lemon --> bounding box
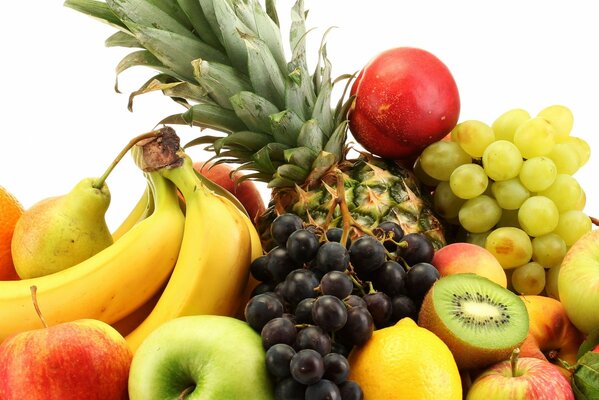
[348,317,462,399]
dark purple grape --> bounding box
[339,380,364,400]
[320,271,353,299]
[294,325,331,356]
[331,341,353,358]
[336,306,374,347]
[305,379,341,400]
[398,233,434,266]
[282,313,297,324]
[349,235,386,276]
[323,353,350,384]
[390,295,419,323]
[374,221,404,252]
[371,260,407,296]
[295,297,316,324]
[261,317,297,350]
[312,295,348,332]
[267,246,297,283]
[244,293,284,332]
[271,213,304,246]
[343,294,367,309]
[363,291,393,328]
[283,269,319,306]
[315,242,350,272]
[286,229,320,265]
[290,349,325,385]
[275,377,306,400]
[405,262,440,301]
[249,255,270,282]
[265,343,296,378]
[326,227,352,248]
[250,282,275,297]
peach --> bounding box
[519,295,584,376]
[432,242,507,287]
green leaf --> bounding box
[572,352,599,399]
[214,131,273,152]
[141,0,194,31]
[105,31,141,48]
[176,0,223,50]
[252,144,288,174]
[578,327,599,359]
[297,119,324,152]
[193,59,252,109]
[275,164,309,183]
[243,34,286,109]
[285,64,315,120]
[265,0,280,27]
[230,91,279,134]
[312,80,334,138]
[115,50,175,91]
[161,103,246,133]
[289,0,308,71]
[270,110,304,147]
[127,75,210,111]
[213,0,252,75]
[283,146,317,170]
[305,151,337,188]
[323,120,348,161]
[64,0,127,30]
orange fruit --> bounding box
[0,186,24,280]
[348,317,462,399]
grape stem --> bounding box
[591,216,599,227]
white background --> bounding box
[1,0,597,230]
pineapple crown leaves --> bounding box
[64,0,356,189]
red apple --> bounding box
[0,288,132,400]
[466,349,574,400]
[348,47,460,160]
[432,242,508,287]
[193,161,266,223]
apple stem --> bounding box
[177,385,195,399]
[30,285,49,329]
[92,129,162,190]
[510,347,521,377]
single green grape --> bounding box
[532,233,567,268]
[492,108,531,142]
[420,141,471,181]
[547,143,580,175]
[496,209,521,229]
[482,140,523,181]
[433,181,466,220]
[511,261,546,295]
[513,117,556,159]
[450,120,495,158]
[458,195,502,233]
[538,174,582,212]
[413,157,441,187]
[537,105,574,142]
[519,156,557,192]
[449,164,488,199]
[485,227,533,269]
[518,196,559,237]
[491,178,530,210]
[564,136,591,166]
[553,210,592,246]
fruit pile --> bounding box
[0,0,599,399]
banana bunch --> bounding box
[0,171,185,341]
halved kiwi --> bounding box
[418,273,529,369]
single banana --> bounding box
[125,155,254,352]
[0,172,185,341]
[111,185,154,241]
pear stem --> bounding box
[30,285,49,329]
[510,347,520,377]
[92,130,162,189]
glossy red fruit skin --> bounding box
[348,47,460,159]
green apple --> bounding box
[0,318,132,400]
[558,228,599,334]
[128,315,275,400]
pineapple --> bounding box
[65,0,446,249]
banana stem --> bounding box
[92,130,162,189]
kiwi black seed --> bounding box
[417,273,529,370]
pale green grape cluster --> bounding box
[417,105,592,296]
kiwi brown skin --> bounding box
[418,274,528,370]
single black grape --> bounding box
[336,306,374,347]
[283,269,319,306]
[390,295,419,323]
[244,293,284,332]
[312,295,348,332]
[405,262,440,301]
[331,341,353,358]
[250,282,275,297]
[265,343,296,378]
[290,349,325,385]
[294,325,332,356]
[343,294,367,309]
[249,255,270,282]
[398,233,434,266]
[371,260,407,297]
[320,271,354,299]
[271,213,304,246]
[274,377,306,400]
[349,235,386,276]
[363,291,393,328]
[286,229,321,265]
[305,379,342,400]
[266,246,297,283]
[374,221,404,252]
[261,317,297,350]
[323,353,350,384]
[315,241,351,272]
[326,227,352,248]
[338,380,364,400]
[295,297,316,324]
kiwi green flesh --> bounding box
[431,273,529,349]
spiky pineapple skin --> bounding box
[257,155,446,251]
